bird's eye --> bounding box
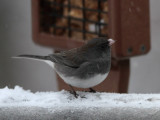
[101,44,106,49]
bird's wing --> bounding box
[49,48,87,68]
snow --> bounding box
[1,86,160,108]
[0,86,160,120]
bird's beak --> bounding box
[108,39,115,46]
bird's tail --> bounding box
[12,54,50,60]
[12,54,54,68]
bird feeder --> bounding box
[32,0,150,93]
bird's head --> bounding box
[87,37,115,52]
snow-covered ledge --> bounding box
[0,86,160,120]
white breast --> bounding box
[58,72,109,88]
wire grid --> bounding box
[40,0,108,40]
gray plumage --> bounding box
[14,37,114,89]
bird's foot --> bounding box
[69,90,79,98]
[89,88,96,93]
[68,85,79,98]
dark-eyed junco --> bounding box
[13,37,115,97]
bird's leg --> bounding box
[89,88,96,93]
[69,85,78,98]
